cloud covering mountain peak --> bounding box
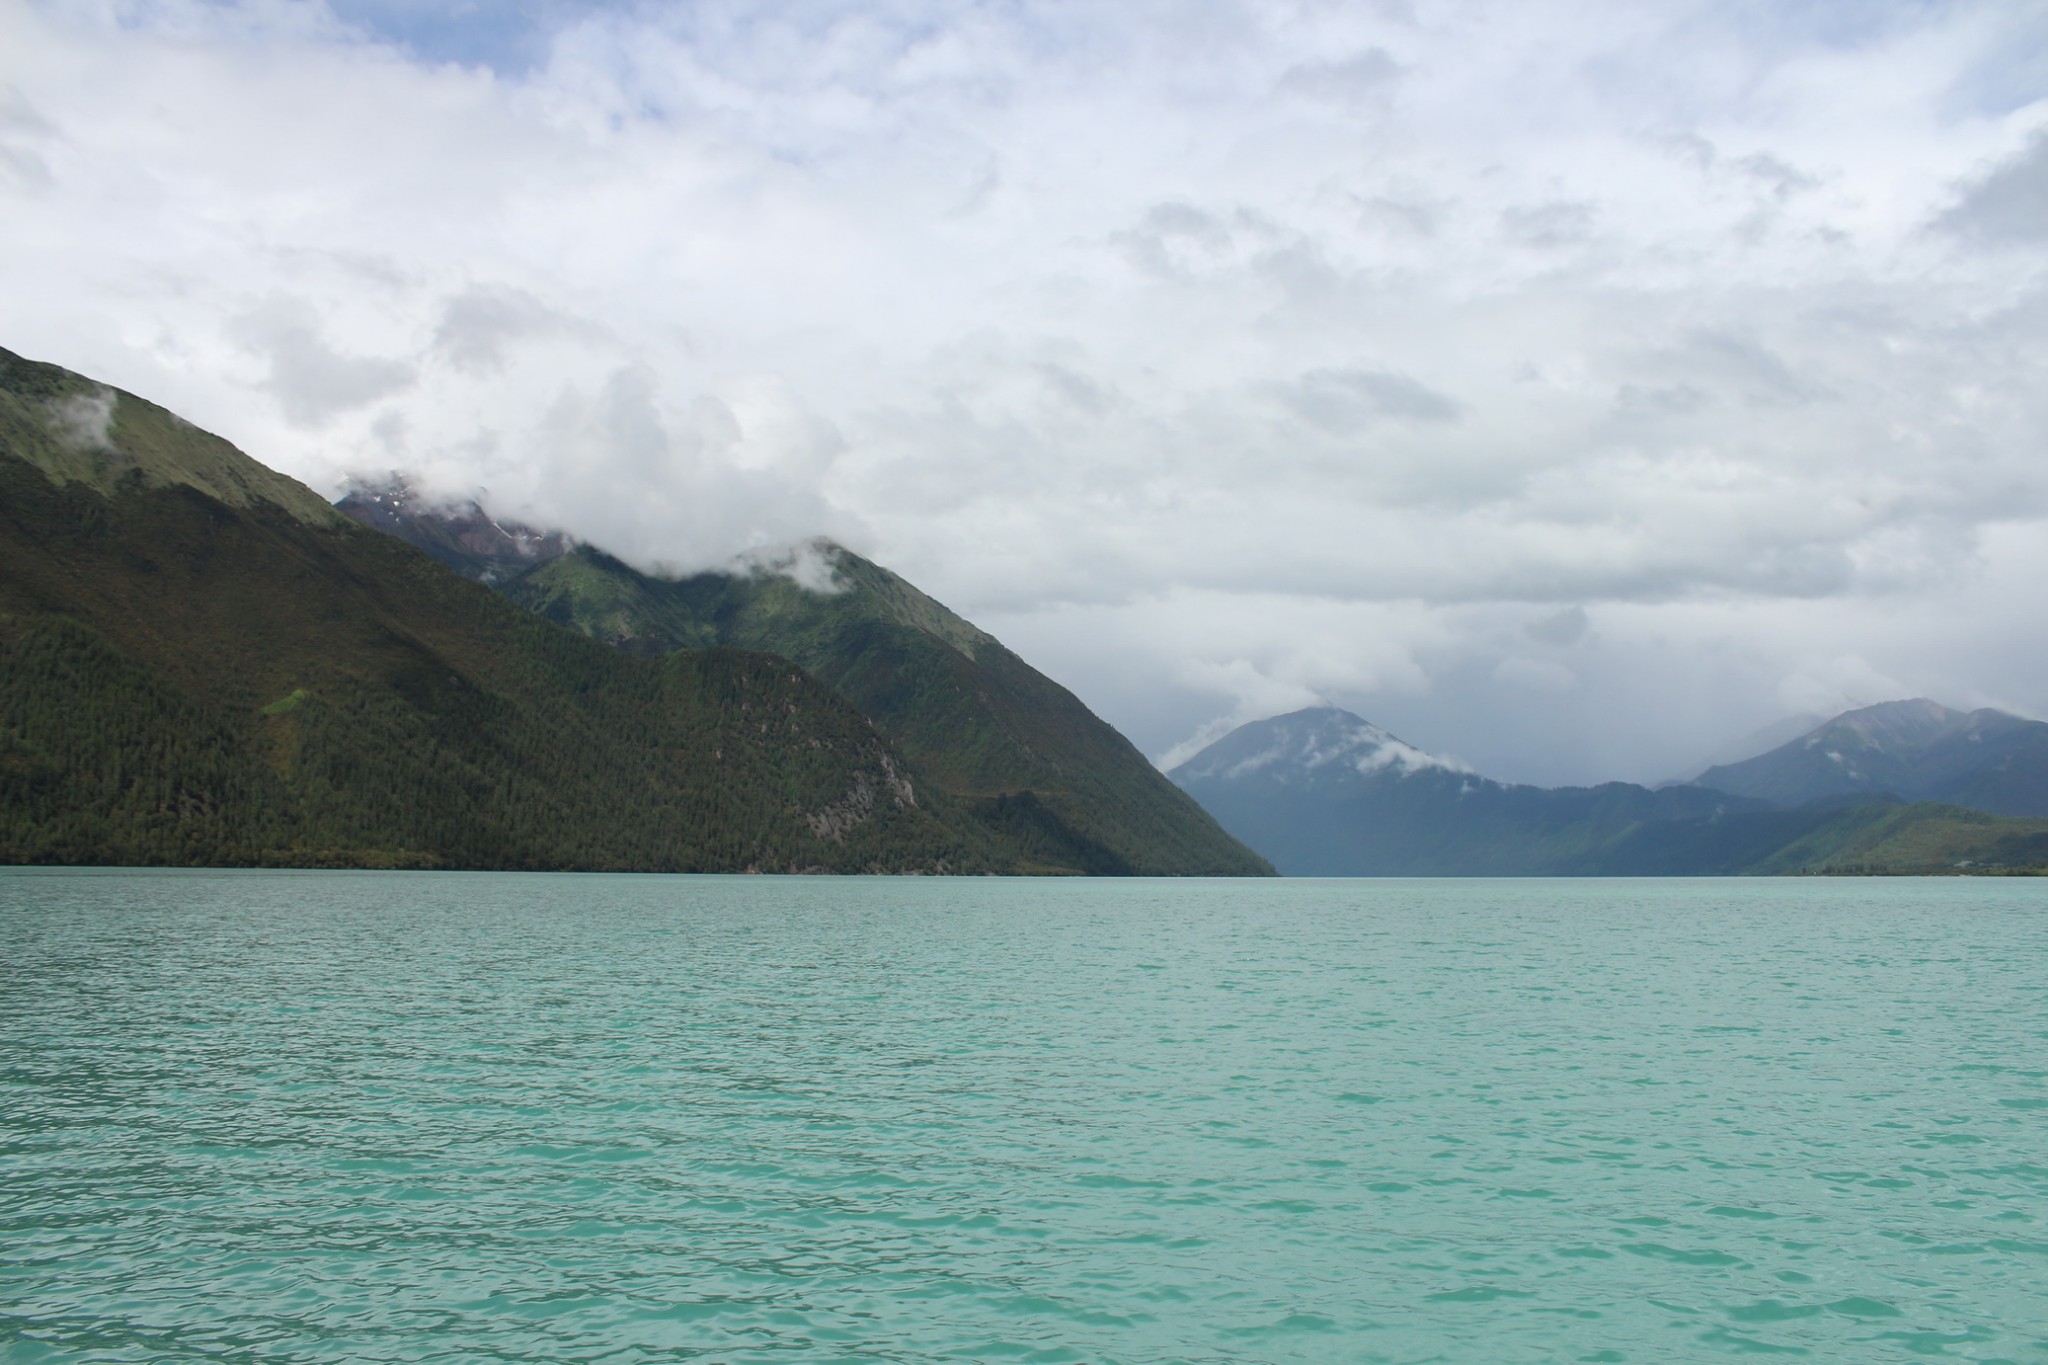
[1171,706,1471,787]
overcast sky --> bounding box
[7,0,2048,784]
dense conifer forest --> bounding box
[499,546,1272,876]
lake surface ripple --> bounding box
[3,872,2046,1362]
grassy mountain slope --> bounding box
[0,350,344,528]
[498,544,1272,876]
[1745,800,2048,875]
[0,346,1012,872]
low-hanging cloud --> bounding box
[1499,200,1597,251]
[0,86,57,193]
[1279,367,1465,430]
[433,285,584,377]
[1278,48,1404,108]
[43,386,117,452]
[498,364,859,576]
[233,302,416,428]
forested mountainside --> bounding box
[342,501,1271,878]
[0,345,1038,872]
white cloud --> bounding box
[8,0,2048,783]
[43,385,116,451]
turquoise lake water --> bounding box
[3,871,2046,1363]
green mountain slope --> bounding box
[498,545,1272,876]
[1745,799,2048,875]
[0,349,344,528]
[0,345,1014,872]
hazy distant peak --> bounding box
[1801,697,1961,747]
[1172,705,1468,784]
[1288,707,1463,778]
[1855,698,1959,721]
[1694,694,2048,815]
[1787,698,2033,756]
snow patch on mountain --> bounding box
[1176,706,1471,785]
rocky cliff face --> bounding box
[336,477,573,583]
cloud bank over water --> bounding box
[7,0,2048,783]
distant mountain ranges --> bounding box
[0,346,1265,875]
[1171,705,2048,876]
